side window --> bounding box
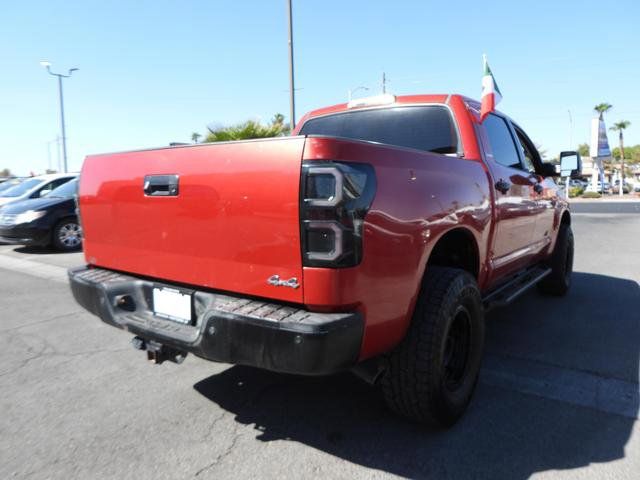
[50,178,71,189]
[34,183,53,198]
[514,129,537,173]
[482,114,522,169]
[33,179,67,198]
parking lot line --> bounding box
[482,353,639,420]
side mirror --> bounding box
[559,151,582,177]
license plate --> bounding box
[152,287,192,324]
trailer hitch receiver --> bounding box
[131,336,188,364]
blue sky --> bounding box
[1,0,639,175]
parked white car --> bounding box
[0,173,77,208]
[585,181,611,193]
[0,178,25,194]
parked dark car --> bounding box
[0,178,81,251]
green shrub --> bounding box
[568,187,584,198]
[581,191,602,199]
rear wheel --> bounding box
[381,267,485,427]
[537,224,573,296]
[52,218,82,251]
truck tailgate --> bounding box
[79,137,306,303]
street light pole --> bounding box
[56,74,68,171]
[40,61,78,173]
[286,0,296,129]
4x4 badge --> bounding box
[267,275,300,289]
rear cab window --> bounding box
[299,105,459,155]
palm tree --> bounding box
[191,132,202,144]
[271,113,291,135]
[594,103,612,120]
[610,120,631,194]
[204,115,290,143]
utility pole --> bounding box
[46,141,52,172]
[286,0,296,129]
[382,72,387,94]
[46,138,59,172]
[40,61,78,173]
[567,109,573,148]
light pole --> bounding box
[567,109,573,148]
[348,85,369,101]
[286,0,296,129]
[40,61,78,173]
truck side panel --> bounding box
[301,137,493,359]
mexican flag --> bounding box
[480,55,502,122]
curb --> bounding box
[0,253,69,283]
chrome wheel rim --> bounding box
[58,222,82,248]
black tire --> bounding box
[537,223,573,296]
[52,218,83,252]
[381,267,485,427]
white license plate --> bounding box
[152,287,192,324]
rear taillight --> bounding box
[301,161,376,267]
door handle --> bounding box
[533,183,543,194]
[143,175,179,196]
[495,179,511,194]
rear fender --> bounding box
[301,137,492,360]
[390,225,483,351]
[547,207,571,256]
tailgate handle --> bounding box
[143,175,179,196]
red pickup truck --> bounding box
[69,93,580,426]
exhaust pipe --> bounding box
[131,336,188,365]
[351,357,385,385]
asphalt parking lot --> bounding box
[1,202,639,480]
